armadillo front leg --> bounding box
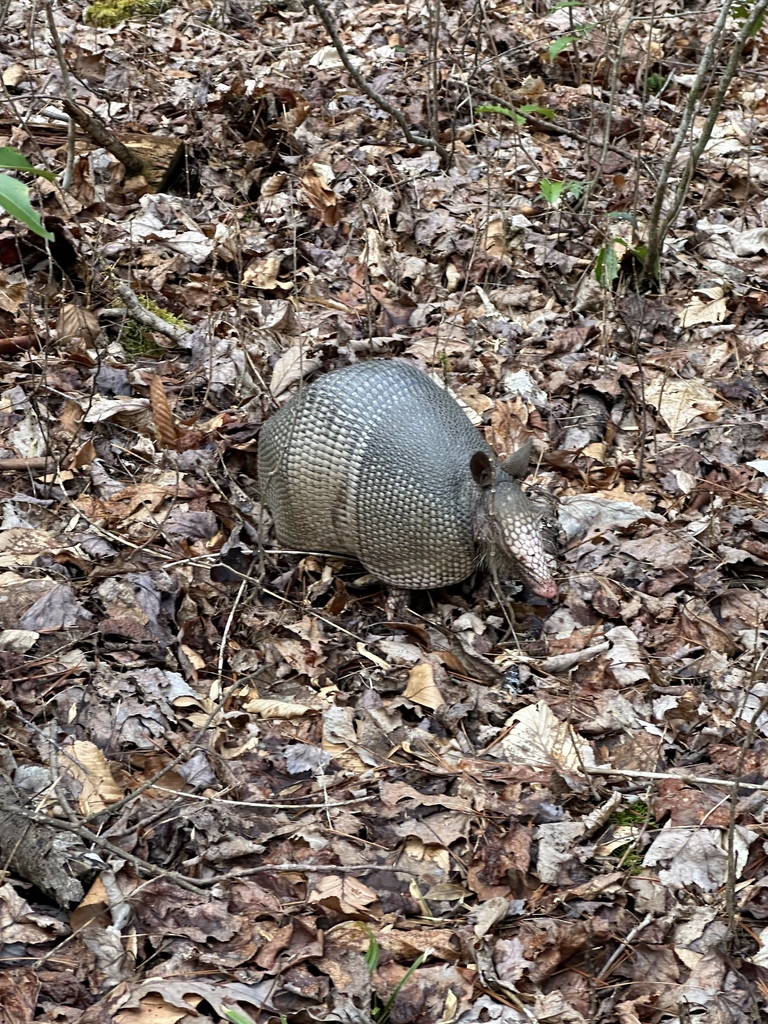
[384,586,411,620]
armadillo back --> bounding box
[258,360,492,587]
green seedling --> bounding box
[539,178,582,206]
[364,927,429,1024]
[475,103,556,126]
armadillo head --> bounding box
[470,450,557,600]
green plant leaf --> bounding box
[223,1009,260,1024]
[378,950,429,1024]
[749,8,766,36]
[365,931,380,973]
[595,243,620,287]
[539,178,566,205]
[0,147,56,181]
[475,103,523,125]
[0,173,54,240]
[474,103,556,127]
[733,2,764,34]
[518,103,556,121]
[548,34,576,59]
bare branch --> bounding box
[303,0,450,165]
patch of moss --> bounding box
[616,845,645,875]
[609,802,657,875]
[646,72,667,94]
[119,295,187,357]
[612,802,653,828]
[138,295,188,331]
[85,0,173,28]
[120,319,163,358]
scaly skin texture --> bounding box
[258,359,557,598]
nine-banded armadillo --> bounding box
[257,359,557,599]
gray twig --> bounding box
[304,0,449,164]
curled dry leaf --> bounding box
[149,374,180,448]
[63,740,123,815]
[243,698,318,719]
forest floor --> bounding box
[1,0,768,1022]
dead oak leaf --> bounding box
[73,482,198,526]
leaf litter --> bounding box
[0,0,768,1022]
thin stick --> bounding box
[0,800,209,896]
[585,765,768,793]
[43,0,77,189]
[303,0,449,164]
[110,275,187,342]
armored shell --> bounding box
[257,359,556,597]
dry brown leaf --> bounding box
[501,701,595,778]
[481,216,508,260]
[268,345,321,397]
[149,374,179,448]
[679,286,728,327]
[243,698,317,719]
[59,399,84,437]
[299,163,340,226]
[63,740,123,814]
[70,877,110,932]
[70,439,96,468]
[403,662,445,710]
[57,303,100,343]
[307,875,379,915]
[644,376,721,433]
[243,255,283,289]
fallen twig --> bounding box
[109,275,187,343]
[61,99,145,177]
[303,0,449,164]
[586,765,764,792]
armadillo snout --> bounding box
[492,484,558,599]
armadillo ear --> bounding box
[470,451,495,488]
[499,438,533,479]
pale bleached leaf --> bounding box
[500,701,595,778]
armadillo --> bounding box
[257,359,557,599]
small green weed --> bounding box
[366,928,429,1024]
[475,102,556,126]
[609,801,657,874]
[539,178,582,206]
[612,802,653,828]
